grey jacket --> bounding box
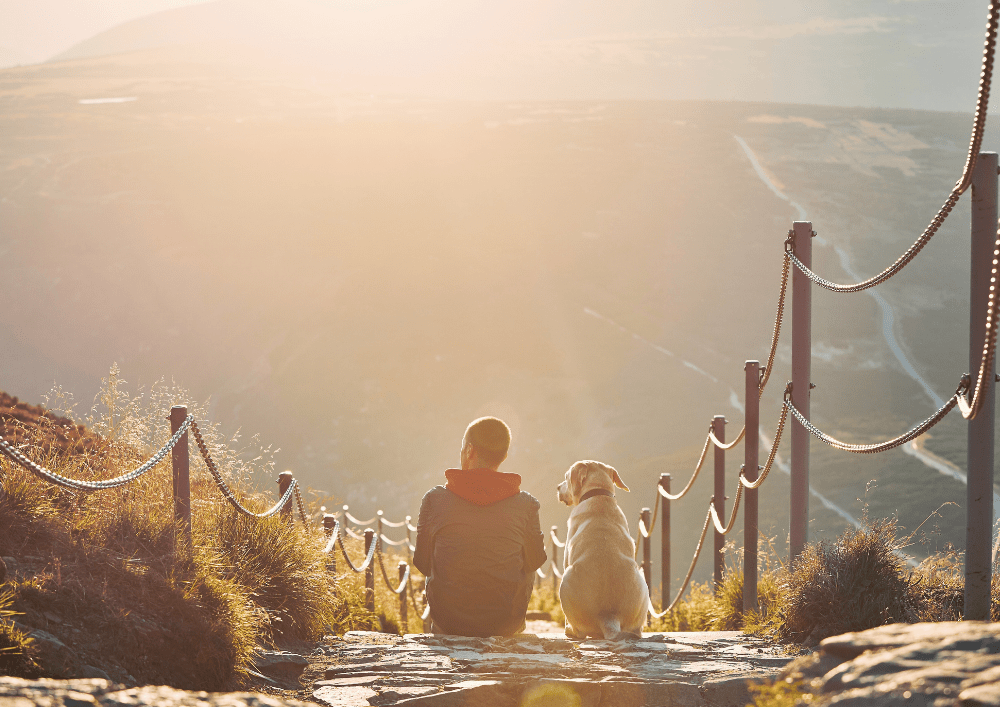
[413,486,547,637]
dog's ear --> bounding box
[610,467,630,491]
[569,463,586,499]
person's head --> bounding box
[460,416,511,471]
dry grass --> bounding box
[0,366,415,688]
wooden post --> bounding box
[324,513,337,574]
[377,511,384,554]
[549,526,559,594]
[364,529,376,614]
[278,471,293,521]
[640,507,652,596]
[659,474,671,609]
[712,415,726,592]
[743,361,760,614]
[967,151,998,621]
[170,405,191,544]
[398,561,409,634]
[790,221,813,564]
[405,516,413,559]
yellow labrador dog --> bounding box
[556,460,648,640]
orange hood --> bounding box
[444,468,522,506]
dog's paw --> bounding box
[564,623,586,640]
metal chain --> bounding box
[336,527,378,572]
[659,428,712,501]
[322,519,340,555]
[759,252,790,396]
[738,401,789,490]
[344,510,378,526]
[0,415,192,491]
[380,534,410,547]
[550,528,565,549]
[786,1,998,293]
[785,389,960,454]
[959,227,1000,419]
[294,484,309,525]
[648,504,713,618]
[376,547,411,595]
[681,253,789,468]
[191,419,296,518]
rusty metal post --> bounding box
[790,221,813,564]
[277,471,293,521]
[743,361,760,614]
[364,529,376,613]
[324,513,337,574]
[712,415,726,592]
[967,151,998,621]
[398,561,409,633]
[640,508,652,596]
[170,405,191,544]
[659,474,671,608]
[549,526,559,593]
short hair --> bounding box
[463,416,511,467]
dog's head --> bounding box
[557,460,629,506]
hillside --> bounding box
[1,45,998,592]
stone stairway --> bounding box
[303,630,794,707]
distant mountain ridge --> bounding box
[47,0,987,110]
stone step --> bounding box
[305,631,793,707]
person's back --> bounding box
[413,417,546,637]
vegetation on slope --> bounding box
[0,367,417,689]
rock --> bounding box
[960,683,1000,707]
[252,651,309,682]
[772,621,1000,707]
[313,685,377,707]
[25,628,81,678]
[79,667,112,682]
[0,678,315,707]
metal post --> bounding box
[324,513,337,574]
[743,361,760,614]
[170,405,191,544]
[659,474,671,608]
[712,415,726,592]
[277,471,293,521]
[364,529,376,614]
[640,508,652,596]
[967,151,998,621]
[790,221,813,564]
[549,526,559,594]
[398,561,409,634]
[377,511,384,554]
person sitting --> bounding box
[413,416,546,637]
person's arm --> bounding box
[412,490,436,576]
[523,498,547,573]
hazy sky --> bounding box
[0,2,992,108]
[0,0,210,66]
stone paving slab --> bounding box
[301,630,794,707]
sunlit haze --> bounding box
[2,0,997,586]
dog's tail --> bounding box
[597,615,626,641]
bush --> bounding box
[775,517,913,643]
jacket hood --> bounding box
[445,468,522,506]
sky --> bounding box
[0,0,991,111]
[0,0,210,66]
